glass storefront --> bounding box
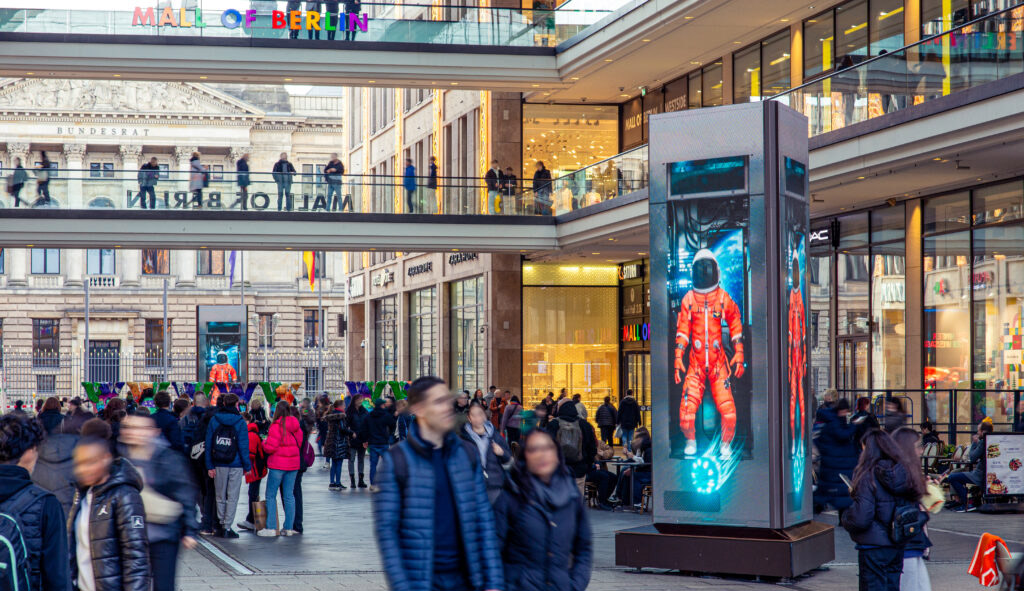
[619,260,651,428]
[522,264,619,420]
[522,104,619,179]
[450,276,487,394]
[374,295,398,380]
[409,287,437,378]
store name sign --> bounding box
[448,252,479,266]
[131,7,369,32]
[622,323,650,342]
[973,271,994,289]
[619,263,644,280]
[925,332,963,349]
[407,262,433,277]
[809,227,831,247]
[372,269,395,287]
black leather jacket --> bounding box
[69,459,150,591]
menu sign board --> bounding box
[985,434,1024,496]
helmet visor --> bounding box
[692,257,719,291]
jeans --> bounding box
[192,189,203,207]
[265,469,298,531]
[858,547,903,591]
[948,472,977,505]
[369,444,389,485]
[244,479,260,523]
[327,183,342,210]
[488,190,500,214]
[214,467,244,529]
[406,188,417,213]
[10,184,23,207]
[587,469,616,505]
[137,186,156,209]
[621,428,635,452]
[330,457,344,485]
[599,425,615,446]
[349,445,366,479]
[431,570,470,591]
[292,470,304,533]
[277,186,292,211]
[150,540,180,591]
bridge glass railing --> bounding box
[772,4,1024,136]
[0,1,612,47]
[0,168,562,217]
[520,145,648,215]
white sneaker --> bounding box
[256,529,277,537]
[281,529,298,537]
[684,439,697,456]
[237,520,254,531]
[720,442,732,459]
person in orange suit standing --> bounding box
[788,256,806,456]
[674,249,744,459]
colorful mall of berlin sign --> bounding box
[132,6,369,32]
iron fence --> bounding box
[0,348,345,408]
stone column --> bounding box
[7,142,30,169]
[66,249,84,287]
[121,249,141,287]
[178,249,197,287]
[174,146,197,194]
[488,254,523,394]
[489,92,522,180]
[119,144,143,208]
[8,248,28,287]
[62,143,86,209]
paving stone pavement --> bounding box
[172,460,1013,591]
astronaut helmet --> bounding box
[792,255,801,288]
[216,351,228,364]
[691,249,720,294]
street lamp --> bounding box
[253,312,279,382]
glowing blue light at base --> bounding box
[687,433,744,495]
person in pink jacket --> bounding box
[257,401,302,537]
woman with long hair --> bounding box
[249,394,270,437]
[842,429,927,591]
[891,427,933,591]
[258,401,302,537]
[460,401,513,504]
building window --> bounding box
[158,163,170,180]
[804,9,835,78]
[31,249,59,274]
[302,164,325,195]
[922,0,970,35]
[258,313,275,348]
[89,162,114,178]
[305,367,321,395]
[409,287,437,378]
[145,319,167,368]
[304,309,321,348]
[302,251,326,279]
[522,104,619,179]
[701,61,724,107]
[36,375,56,394]
[142,249,169,275]
[86,249,115,275]
[375,296,398,381]
[450,276,486,394]
[209,165,224,181]
[197,250,226,276]
[32,318,59,368]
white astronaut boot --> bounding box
[791,438,798,456]
[720,441,732,460]
[684,439,697,456]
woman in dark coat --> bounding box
[324,402,352,490]
[460,401,513,504]
[32,397,79,517]
[813,399,858,514]
[494,429,592,591]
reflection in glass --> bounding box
[809,252,832,397]
[871,245,905,388]
[972,180,1024,226]
[409,287,437,377]
[702,62,724,107]
[923,232,971,391]
[804,11,836,77]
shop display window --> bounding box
[522,104,618,180]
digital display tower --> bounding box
[616,101,833,578]
[196,305,247,384]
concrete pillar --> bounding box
[8,248,27,286]
[62,143,86,209]
[489,92,523,179]
[347,299,366,382]
[122,249,141,287]
[790,23,804,89]
[722,56,734,105]
[178,249,197,287]
[175,146,197,194]
[66,249,84,287]
[6,142,29,172]
[488,253,522,395]
[119,144,143,208]
[364,298,374,379]
[904,0,921,46]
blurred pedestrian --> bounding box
[188,151,205,208]
[136,156,159,209]
[532,161,552,215]
[494,429,593,591]
[373,376,504,591]
[347,394,369,489]
[500,395,523,444]
[120,412,197,591]
[64,397,95,434]
[892,427,933,591]
[286,1,301,39]
[395,399,413,442]
[205,393,250,538]
[367,398,397,488]
[32,396,79,517]
[325,153,344,212]
[7,156,28,207]
[404,158,418,213]
[572,393,587,420]
[0,414,69,591]
[249,394,270,437]
[460,401,513,504]
[547,400,597,495]
[70,437,150,591]
[259,401,301,537]
[489,390,506,432]
[813,398,857,515]
[883,398,907,433]
[595,396,617,446]
[36,151,52,206]
[272,152,296,211]
[946,421,992,512]
[153,390,184,454]
[616,390,642,451]
[236,152,250,210]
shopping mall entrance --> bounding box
[623,351,651,428]
[837,336,869,391]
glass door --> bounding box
[624,352,651,429]
[838,337,869,391]
[88,340,120,384]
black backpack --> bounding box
[0,487,43,591]
[889,499,927,545]
[210,418,240,466]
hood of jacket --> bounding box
[213,409,245,428]
[875,459,915,497]
[38,432,79,463]
[369,407,390,420]
[38,409,65,434]
[326,412,347,424]
[0,464,33,501]
[247,422,259,434]
[89,457,144,496]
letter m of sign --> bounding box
[133,7,157,26]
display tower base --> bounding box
[616,521,834,578]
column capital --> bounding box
[119,144,143,160]
[62,142,87,160]
[229,146,253,163]
[7,141,30,155]
[175,146,198,161]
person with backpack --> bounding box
[373,377,504,591]
[616,391,642,452]
[347,394,369,489]
[204,393,251,538]
[499,395,523,444]
[493,429,593,591]
[70,436,150,591]
[547,399,598,495]
[259,401,302,537]
[366,398,397,488]
[324,401,352,490]
[238,413,268,532]
[0,414,69,591]
[842,429,927,591]
[32,396,79,518]
[460,401,513,505]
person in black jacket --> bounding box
[272,153,296,211]
[595,396,618,446]
[64,397,95,435]
[70,437,150,591]
[324,403,352,490]
[324,153,345,211]
[485,160,502,214]
[460,401,513,505]
[608,427,652,506]
[501,166,518,213]
[152,391,184,454]
[120,412,197,591]
[616,391,642,451]
[532,160,553,215]
[547,400,597,495]
[494,428,593,591]
[841,429,926,591]
[0,414,69,591]
[136,157,160,209]
[813,399,858,515]
[236,152,250,210]
[347,394,370,488]
[367,398,397,487]
[33,397,79,518]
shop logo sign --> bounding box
[809,228,830,246]
[448,252,479,266]
[622,322,650,342]
[407,262,433,277]
[131,6,370,33]
[933,278,950,296]
[619,263,644,280]
[372,269,395,287]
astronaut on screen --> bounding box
[788,255,807,456]
[674,249,744,459]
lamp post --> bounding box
[252,312,279,382]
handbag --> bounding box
[614,426,623,440]
[135,467,183,525]
[252,500,267,532]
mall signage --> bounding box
[621,322,650,342]
[407,262,433,277]
[619,262,644,280]
[131,6,369,33]
[448,252,479,266]
[372,269,395,287]
[809,226,831,247]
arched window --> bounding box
[88,197,116,208]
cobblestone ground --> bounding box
[175,462,1012,591]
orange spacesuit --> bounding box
[674,249,744,458]
[788,260,806,454]
[209,351,237,400]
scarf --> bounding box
[464,421,493,466]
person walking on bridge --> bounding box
[404,158,418,214]
[189,151,206,209]
[136,157,160,210]
[272,153,296,211]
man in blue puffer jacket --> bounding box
[373,376,504,591]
